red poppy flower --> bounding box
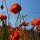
[16,27,20,31]
[37,25,40,30]
[9,30,21,40]
[10,3,21,14]
[22,28,24,32]
[9,35,13,40]
[37,19,40,25]
[31,18,40,26]
[22,21,29,26]
[0,14,7,20]
[8,25,13,32]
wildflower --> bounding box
[0,14,7,20]
[37,25,40,30]
[31,18,40,26]
[22,21,29,26]
[10,3,21,14]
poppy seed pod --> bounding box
[10,3,21,14]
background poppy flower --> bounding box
[31,18,40,26]
[8,25,13,32]
[37,25,40,30]
[22,28,24,32]
[32,30,36,33]
[22,21,29,26]
[0,14,7,20]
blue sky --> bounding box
[0,0,40,30]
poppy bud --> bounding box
[1,5,4,10]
